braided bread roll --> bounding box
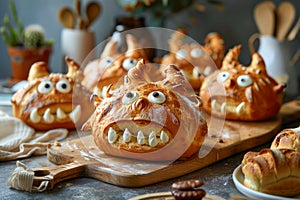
[271,127,300,151]
[242,148,300,197]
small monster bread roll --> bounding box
[11,57,93,131]
[161,30,225,91]
[200,45,286,121]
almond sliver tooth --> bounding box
[30,107,41,123]
[192,67,201,78]
[211,99,217,111]
[160,131,169,143]
[56,108,67,119]
[69,105,81,123]
[108,127,117,144]
[43,108,54,123]
[123,128,131,143]
[221,102,227,114]
[236,102,245,114]
[148,131,158,147]
[137,130,145,145]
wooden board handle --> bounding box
[32,162,86,190]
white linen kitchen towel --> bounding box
[0,110,68,161]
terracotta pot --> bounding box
[7,46,52,82]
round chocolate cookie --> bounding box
[171,179,206,200]
[172,189,206,200]
[172,179,204,191]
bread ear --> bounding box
[125,34,142,57]
[169,29,186,53]
[124,59,147,85]
[249,52,267,74]
[162,64,194,96]
[222,45,241,69]
[100,36,119,59]
[65,57,81,80]
[27,61,50,82]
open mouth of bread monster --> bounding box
[210,98,246,115]
[104,120,170,150]
[29,104,81,124]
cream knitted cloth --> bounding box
[0,110,68,161]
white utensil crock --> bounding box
[61,29,95,72]
[249,34,298,96]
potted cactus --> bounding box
[0,0,53,83]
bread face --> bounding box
[242,148,300,197]
[81,39,119,91]
[82,34,149,93]
[200,45,285,121]
[11,57,93,131]
[83,61,207,161]
[161,30,225,91]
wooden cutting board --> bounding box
[31,100,300,190]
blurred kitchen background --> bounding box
[0,0,299,94]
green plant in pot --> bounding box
[0,0,54,83]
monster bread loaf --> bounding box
[82,60,207,161]
[11,57,93,131]
[200,45,286,121]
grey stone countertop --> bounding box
[0,100,298,200]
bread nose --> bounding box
[133,98,149,111]
[225,79,235,88]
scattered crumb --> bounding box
[54,141,61,147]
[57,182,73,189]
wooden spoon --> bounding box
[254,1,276,36]
[58,7,75,29]
[276,1,296,41]
[287,18,300,41]
[85,2,101,28]
[74,0,85,29]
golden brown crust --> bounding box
[242,148,300,196]
[27,61,50,81]
[161,30,225,91]
[271,127,300,151]
[82,34,149,92]
[200,45,285,121]
[83,62,207,161]
[11,57,93,131]
[204,32,225,68]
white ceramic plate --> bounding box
[232,165,300,200]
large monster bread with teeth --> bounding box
[82,60,207,161]
[11,57,93,131]
[200,45,286,121]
